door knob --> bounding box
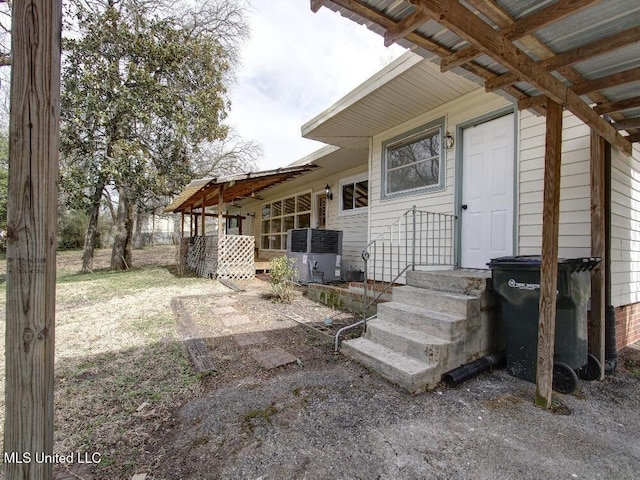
[461,204,468,210]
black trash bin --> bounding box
[488,256,601,393]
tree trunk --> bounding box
[110,187,134,270]
[81,183,105,273]
[134,208,146,248]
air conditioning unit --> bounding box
[286,228,343,284]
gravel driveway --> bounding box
[142,279,640,480]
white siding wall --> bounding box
[517,110,592,258]
[248,164,369,276]
[371,89,510,228]
[610,143,640,307]
[369,88,510,280]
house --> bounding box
[167,0,640,396]
[299,0,640,397]
[165,146,370,279]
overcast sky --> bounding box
[226,0,405,171]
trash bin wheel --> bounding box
[552,362,579,394]
[577,353,602,381]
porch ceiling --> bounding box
[311,0,640,154]
[163,165,316,214]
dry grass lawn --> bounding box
[0,245,229,478]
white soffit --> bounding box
[301,50,480,148]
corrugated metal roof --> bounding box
[316,0,640,148]
[164,165,316,214]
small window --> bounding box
[340,175,368,214]
[383,118,445,197]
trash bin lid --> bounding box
[487,255,601,271]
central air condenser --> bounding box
[286,228,343,284]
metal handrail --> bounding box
[334,206,456,352]
[361,206,456,327]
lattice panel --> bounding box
[185,236,218,278]
[199,236,218,278]
[217,235,255,280]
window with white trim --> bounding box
[260,192,311,250]
[383,118,445,197]
[340,174,368,214]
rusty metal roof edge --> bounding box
[163,164,317,214]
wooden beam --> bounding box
[535,99,563,409]
[413,0,632,155]
[384,9,429,47]
[572,67,640,96]
[327,0,538,110]
[594,97,640,115]
[439,0,602,72]
[518,95,547,113]
[485,26,640,92]
[613,117,640,131]
[627,133,640,143]
[5,2,62,478]
[310,0,325,13]
[590,131,606,381]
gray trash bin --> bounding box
[488,256,601,393]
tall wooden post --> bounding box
[535,99,563,408]
[201,196,206,237]
[189,206,194,237]
[590,131,606,380]
[181,212,185,238]
[218,185,224,240]
[5,1,62,479]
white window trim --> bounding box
[259,189,312,251]
[339,173,369,217]
[381,117,446,199]
[313,190,327,228]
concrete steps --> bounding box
[376,302,466,342]
[341,338,440,393]
[342,269,501,393]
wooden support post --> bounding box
[535,99,563,408]
[189,206,194,237]
[194,215,198,237]
[201,196,206,237]
[4,1,62,479]
[218,186,224,240]
[181,212,185,238]
[590,131,606,380]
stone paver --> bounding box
[251,347,298,369]
[233,331,268,346]
[214,296,238,306]
[221,314,253,327]
[214,305,237,315]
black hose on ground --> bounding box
[443,352,506,387]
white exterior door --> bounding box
[461,113,515,269]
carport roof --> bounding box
[163,165,316,214]
[310,0,640,154]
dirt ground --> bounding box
[137,277,639,480]
[6,247,637,479]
